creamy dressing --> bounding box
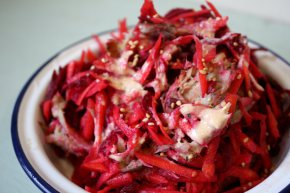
[118,50,134,69]
[212,52,226,64]
[109,62,135,76]
[174,140,202,154]
[180,104,197,115]
[180,103,209,117]
[184,102,231,145]
[161,44,178,61]
[198,94,214,106]
[180,104,204,115]
[105,50,135,76]
[109,154,123,162]
[181,79,199,102]
[102,122,115,140]
[202,44,215,58]
[173,128,203,158]
[107,76,147,96]
[220,70,231,93]
[51,94,67,128]
[111,93,120,105]
[238,55,249,68]
[133,60,150,81]
[177,67,217,105]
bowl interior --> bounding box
[14,34,290,193]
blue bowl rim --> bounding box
[11,30,290,193]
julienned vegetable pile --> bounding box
[41,0,290,192]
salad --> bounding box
[41,0,290,192]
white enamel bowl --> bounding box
[11,30,290,193]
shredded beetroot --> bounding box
[41,1,290,192]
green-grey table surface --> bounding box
[1,1,289,192]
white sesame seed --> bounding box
[248,182,252,187]
[142,117,149,122]
[176,100,182,106]
[131,54,139,67]
[248,90,253,97]
[267,145,271,151]
[86,73,90,77]
[199,69,207,75]
[202,58,205,62]
[241,162,246,167]
[170,102,175,109]
[90,65,96,70]
[192,172,196,177]
[102,73,109,78]
[148,122,155,126]
[146,113,151,118]
[237,74,242,79]
[139,45,144,50]
[243,137,249,143]
[129,41,138,49]
[95,79,100,83]
[187,154,193,160]
[153,14,159,18]
[101,58,107,63]
[233,42,239,47]
[160,152,165,156]
[120,108,126,113]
